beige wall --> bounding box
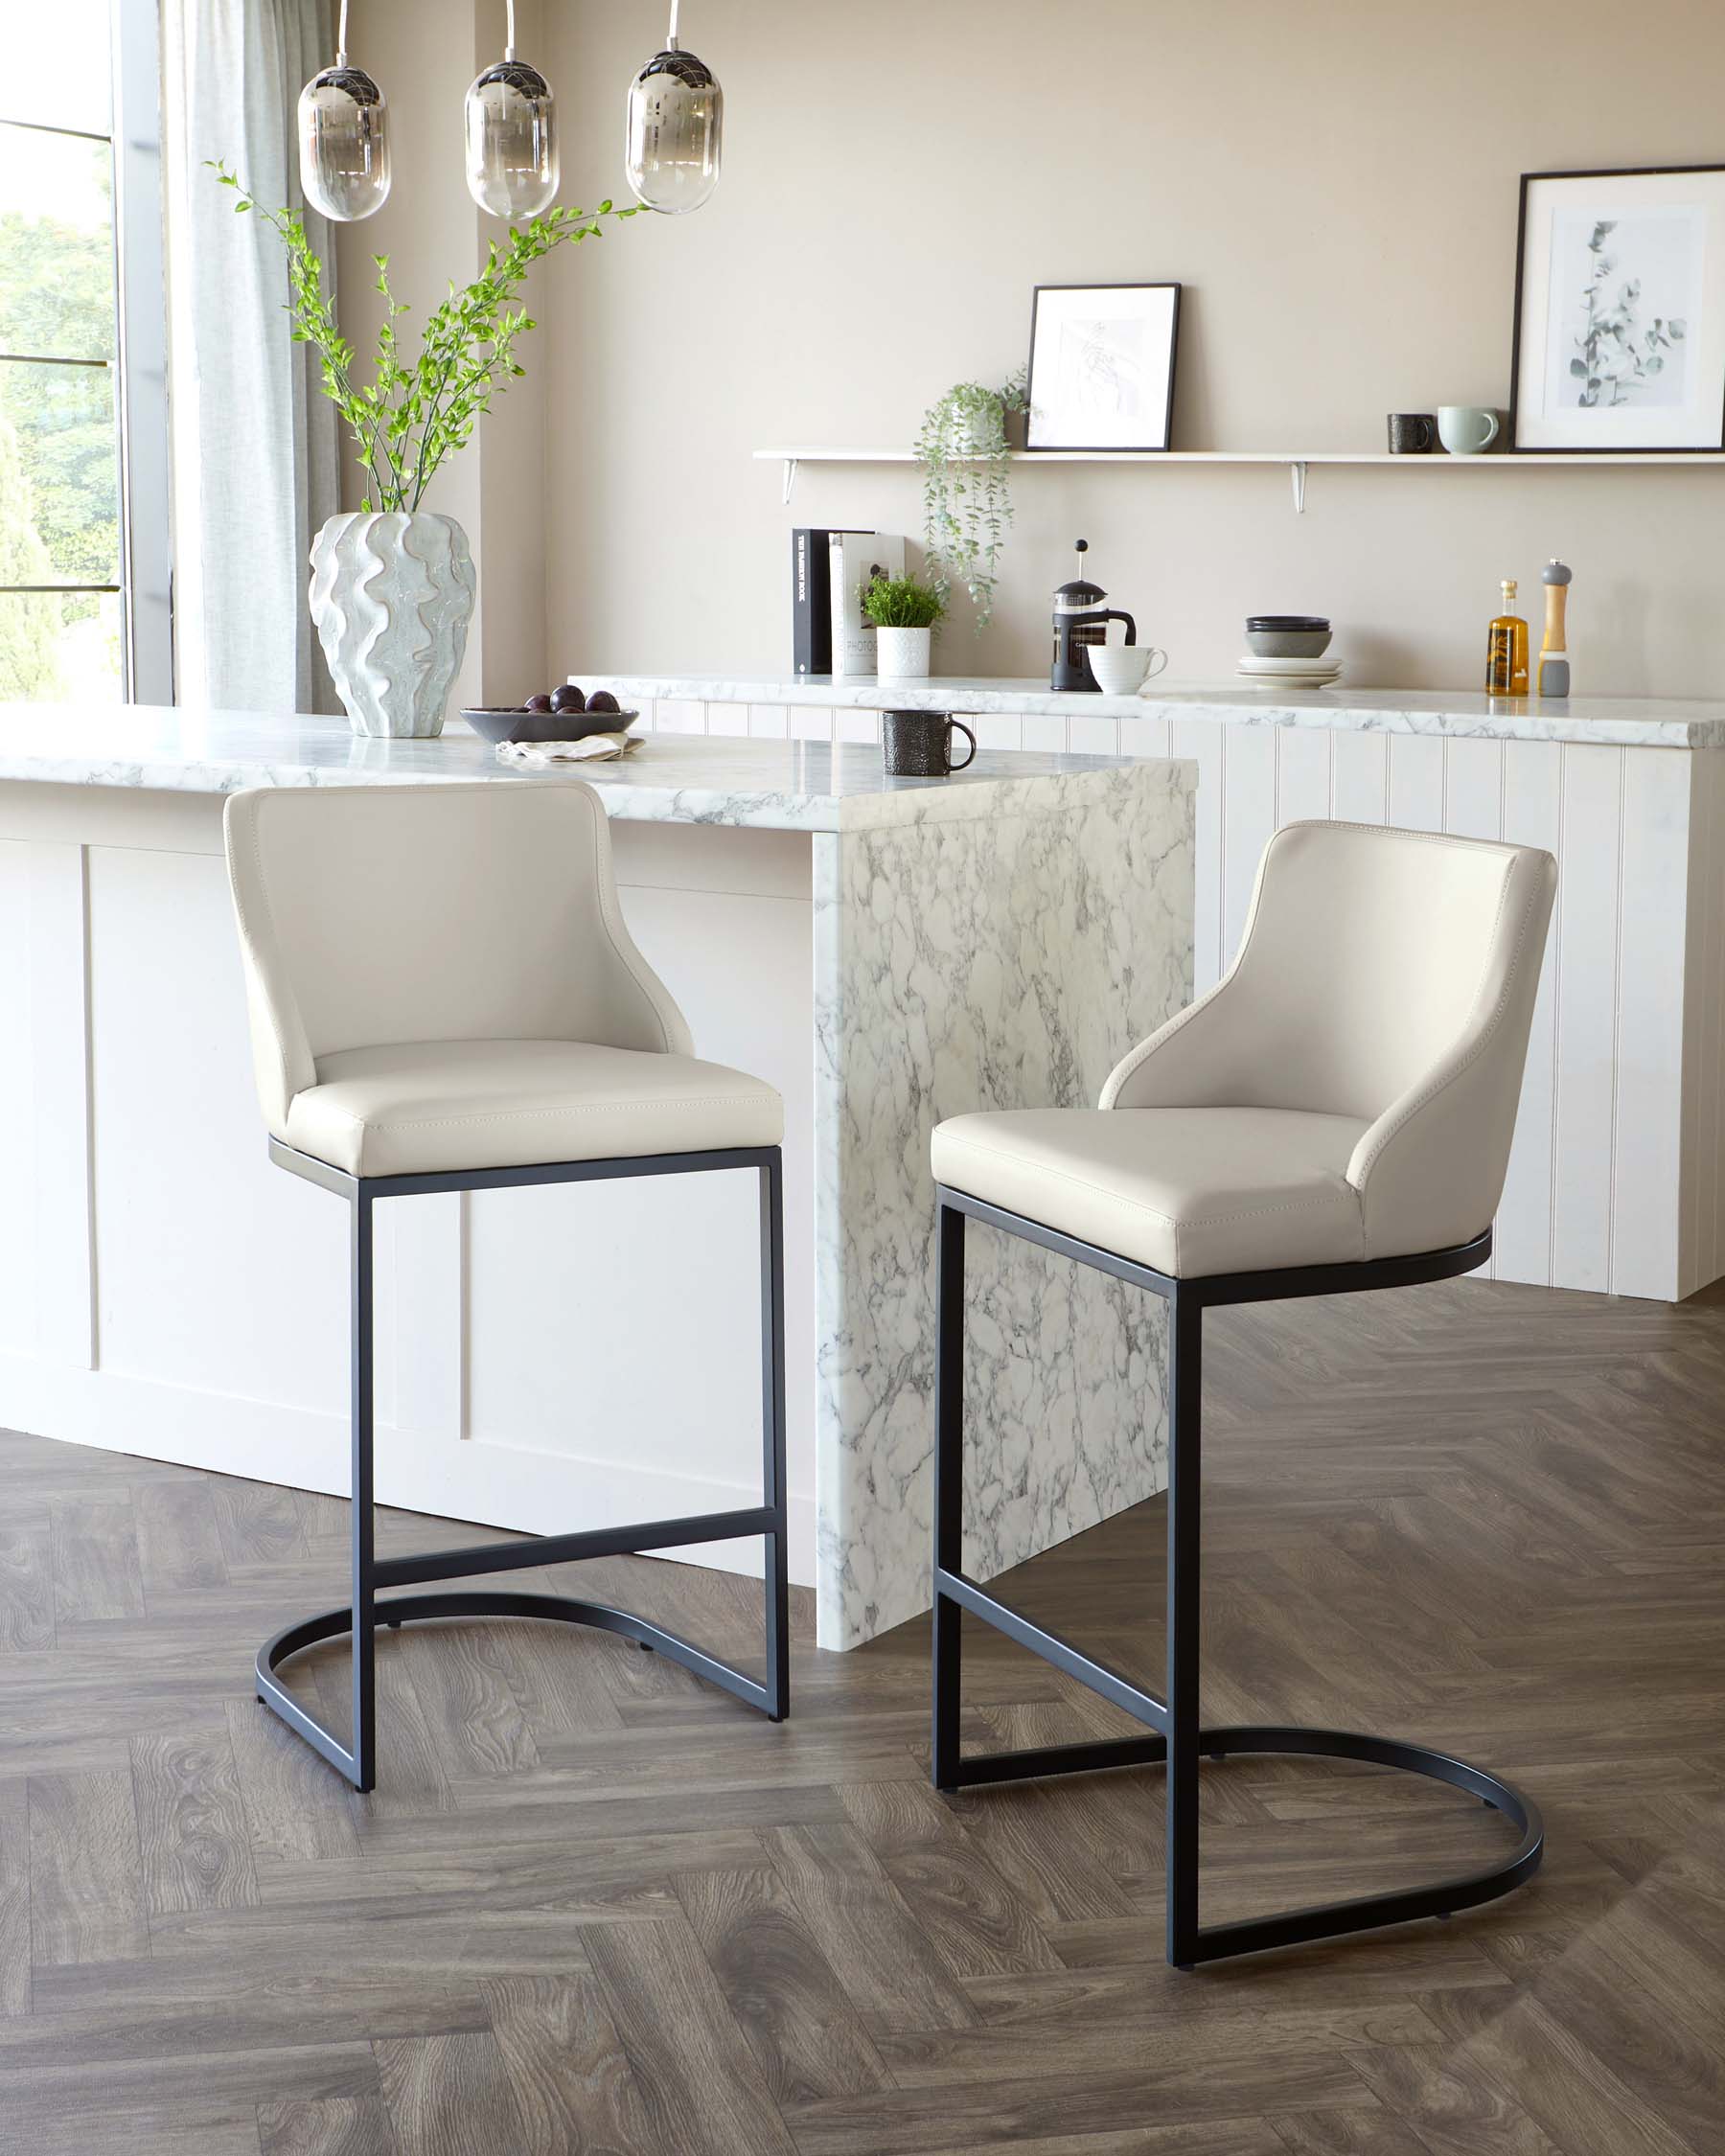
[349,0,1725,700]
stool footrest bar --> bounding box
[372,1506,775,1591]
[935,1566,1169,1732]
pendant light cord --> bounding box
[336,0,349,63]
[505,0,517,60]
[667,0,680,51]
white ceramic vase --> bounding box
[309,512,476,738]
[876,626,932,679]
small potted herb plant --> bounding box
[862,572,945,680]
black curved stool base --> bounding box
[258,1139,791,1794]
[931,1189,1544,1970]
[259,1587,783,1790]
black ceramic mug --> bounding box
[1387,412,1437,454]
[882,709,978,777]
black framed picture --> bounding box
[1510,164,1725,452]
[1024,282,1181,452]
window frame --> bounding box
[0,0,172,704]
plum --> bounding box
[586,689,620,715]
[551,683,586,714]
[524,692,554,713]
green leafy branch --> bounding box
[210,162,638,512]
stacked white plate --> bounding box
[1236,654,1343,689]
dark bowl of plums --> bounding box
[461,686,636,745]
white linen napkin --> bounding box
[495,734,643,767]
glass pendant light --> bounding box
[466,1,559,219]
[297,0,391,222]
[626,0,723,216]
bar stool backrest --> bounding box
[223,781,692,1131]
[1104,820,1557,1260]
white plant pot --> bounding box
[876,626,932,679]
[309,511,476,739]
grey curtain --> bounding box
[163,0,341,713]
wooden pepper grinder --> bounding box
[1537,559,1573,698]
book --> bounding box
[829,530,906,677]
[791,528,833,676]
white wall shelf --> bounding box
[756,446,1725,513]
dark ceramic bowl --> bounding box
[461,706,638,745]
[1246,615,1330,631]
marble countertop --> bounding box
[582,674,1725,750]
[0,704,1179,833]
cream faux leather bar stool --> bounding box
[929,820,1556,1968]
[224,779,789,1792]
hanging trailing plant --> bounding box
[915,367,1027,629]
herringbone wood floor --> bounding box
[3,1271,1725,2155]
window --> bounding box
[0,1,171,704]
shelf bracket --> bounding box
[781,456,799,506]
[1289,460,1308,515]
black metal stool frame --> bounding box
[932,1186,1543,1969]
[258,1137,790,1793]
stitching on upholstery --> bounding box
[1350,864,1549,1184]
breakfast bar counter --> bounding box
[0,707,1195,1648]
[589,676,1725,1305]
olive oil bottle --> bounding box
[1485,579,1530,697]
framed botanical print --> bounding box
[1510,165,1725,452]
[1025,283,1181,452]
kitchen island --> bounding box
[591,676,1725,1303]
[0,707,1194,1649]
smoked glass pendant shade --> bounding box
[465,57,559,219]
[297,62,391,222]
[625,45,723,215]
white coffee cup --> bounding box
[1088,644,1169,695]
[1438,404,1501,456]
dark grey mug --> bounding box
[882,709,978,777]
[1388,412,1436,454]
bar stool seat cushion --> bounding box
[932,1106,1370,1279]
[285,1037,785,1179]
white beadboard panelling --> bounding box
[705,699,751,738]
[748,702,791,738]
[1496,740,1563,1288]
[1276,726,1331,826]
[28,843,95,1369]
[1612,749,1690,1298]
[1170,717,1225,989]
[1020,713,1067,754]
[1123,714,1173,760]
[788,702,834,743]
[1221,725,1276,960]
[1552,745,1622,1293]
[0,843,34,1356]
[971,712,1024,752]
[1387,733,1444,831]
[1443,737,1504,841]
[1332,730,1390,826]
[656,698,704,733]
[1067,713,1120,756]
[1679,750,1725,1296]
[834,708,879,745]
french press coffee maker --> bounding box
[1050,539,1138,692]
